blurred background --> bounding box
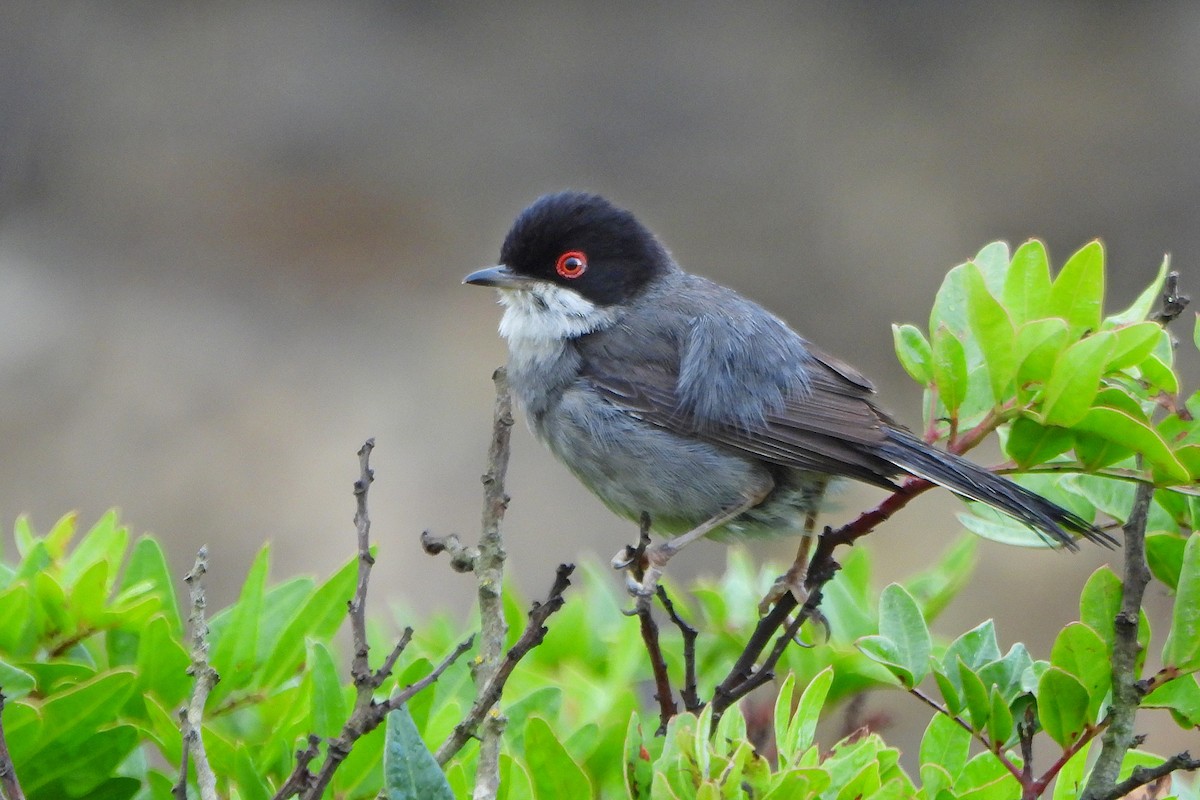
[1,1,1196,758]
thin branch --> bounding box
[1081,476,1155,800]
[626,513,678,734]
[273,440,470,800]
[656,586,701,713]
[1096,751,1200,800]
[712,476,936,718]
[436,564,575,764]
[469,367,515,800]
[348,439,377,688]
[176,548,220,800]
[0,690,26,800]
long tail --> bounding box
[878,429,1118,550]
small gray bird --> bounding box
[465,192,1114,598]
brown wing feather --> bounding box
[583,346,902,489]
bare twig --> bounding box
[1096,751,1200,800]
[471,367,515,798]
[711,477,936,719]
[176,548,220,800]
[1150,269,1188,326]
[272,440,472,800]
[436,563,574,764]
[656,586,701,713]
[0,690,27,800]
[1081,476,1155,800]
[626,513,679,734]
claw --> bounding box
[611,545,639,571]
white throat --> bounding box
[497,282,616,348]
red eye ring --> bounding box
[555,250,588,279]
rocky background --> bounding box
[2,2,1196,759]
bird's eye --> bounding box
[555,250,588,279]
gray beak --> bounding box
[463,265,533,289]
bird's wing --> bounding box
[580,308,901,489]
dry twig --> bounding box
[175,548,220,800]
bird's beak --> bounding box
[463,265,533,289]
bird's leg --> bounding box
[757,512,819,616]
[624,490,767,599]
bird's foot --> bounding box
[758,563,809,616]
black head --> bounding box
[488,192,673,306]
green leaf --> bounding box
[120,536,182,635]
[1071,406,1190,484]
[1003,240,1052,324]
[1005,416,1073,469]
[878,584,931,687]
[1080,567,1122,653]
[893,324,934,384]
[986,686,1014,747]
[525,716,592,800]
[1146,533,1187,590]
[233,745,273,800]
[1051,740,1093,800]
[856,636,908,686]
[209,545,271,693]
[1163,534,1200,671]
[789,666,833,759]
[1040,332,1116,427]
[1049,240,1105,335]
[1106,256,1168,325]
[623,713,653,800]
[1049,622,1110,721]
[62,510,127,592]
[0,659,35,699]
[382,705,454,800]
[1142,673,1200,728]
[943,620,1002,674]
[1137,353,1179,394]
[1103,322,1163,371]
[259,555,356,688]
[964,262,1018,402]
[932,327,969,416]
[1037,667,1090,748]
[135,614,191,709]
[307,640,346,738]
[957,659,990,731]
[919,713,970,782]
[1015,318,1071,387]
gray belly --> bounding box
[532,384,819,538]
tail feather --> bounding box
[879,429,1118,550]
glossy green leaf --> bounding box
[986,686,1013,747]
[893,323,934,384]
[1015,318,1071,387]
[382,705,454,800]
[0,659,35,699]
[976,643,1035,705]
[525,715,592,799]
[1146,533,1187,590]
[121,536,182,636]
[1003,240,1052,324]
[209,545,270,693]
[1162,534,1200,671]
[1103,322,1163,370]
[1049,240,1105,335]
[1080,566,1122,652]
[1071,406,1190,484]
[135,614,191,709]
[879,584,931,687]
[1049,622,1110,721]
[1037,667,1090,748]
[919,712,970,782]
[790,666,833,759]
[259,555,356,688]
[964,262,1017,401]
[1106,257,1168,325]
[1142,673,1200,728]
[62,510,127,592]
[932,327,969,415]
[1137,353,1179,394]
[1005,416,1073,469]
[1040,332,1116,427]
[957,659,990,731]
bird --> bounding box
[464,191,1115,600]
